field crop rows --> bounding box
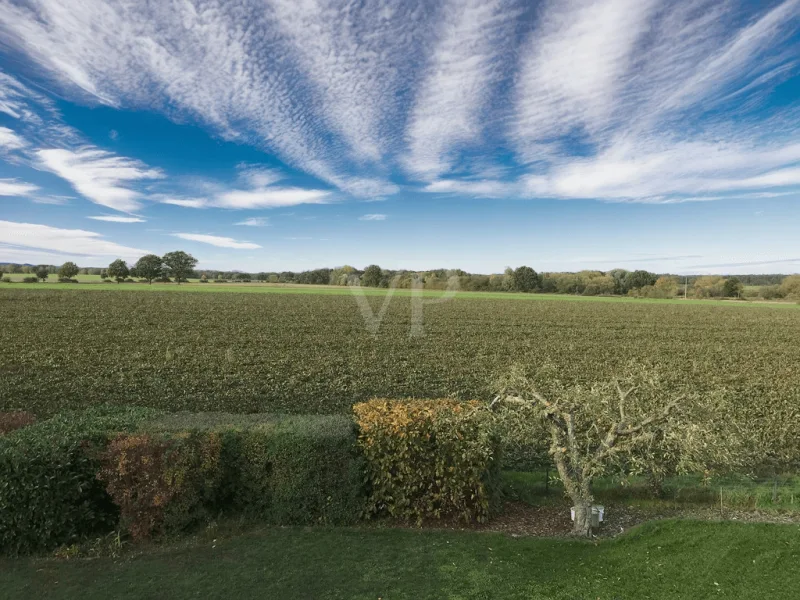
[1,288,799,416]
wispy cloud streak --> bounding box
[404,0,518,179]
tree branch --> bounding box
[584,396,683,479]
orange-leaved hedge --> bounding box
[98,431,222,540]
[354,399,501,524]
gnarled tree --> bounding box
[493,364,706,537]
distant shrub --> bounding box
[1,277,10,283]
[21,277,38,283]
[198,278,209,283]
[0,406,157,555]
[758,285,786,300]
[213,279,227,283]
[0,411,36,435]
[354,399,501,524]
[57,277,78,283]
[98,432,221,540]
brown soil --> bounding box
[368,501,800,539]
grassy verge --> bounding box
[502,471,800,512]
[1,520,798,599]
[2,280,798,308]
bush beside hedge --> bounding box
[354,399,501,524]
[98,431,223,540]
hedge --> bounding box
[98,431,223,540]
[0,406,157,555]
[354,399,502,524]
[2,401,502,555]
[143,412,365,525]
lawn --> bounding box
[1,520,797,599]
[4,279,798,307]
[502,471,800,513]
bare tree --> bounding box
[493,364,700,536]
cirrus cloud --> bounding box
[0,178,38,196]
[171,233,261,249]
[235,217,269,227]
[87,215,146,223]
[36,147,163,212]
[0,219,148,259]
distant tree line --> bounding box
[2,260,798,300]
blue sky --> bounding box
[0,0,799,274]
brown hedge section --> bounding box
[98,432,223,540]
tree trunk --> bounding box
[571,498,594,537]
[553,451,595,537]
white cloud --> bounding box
[235,217,269,227]
[423,179,518,198]
[513,0,657,150]
[155,172,331,210]
[656,0,800,118]
[358,214,387,221]
[216,187,329,209]
[87,215,146,223]
[0,0,403,198]
[31,195,73,205]
[0,71,51,122]
[158,197,210,209]
[505,0,800,201]
[522,139,800,201]
[0,178,38,196]
[172,233,261,250]
[237,166,283,189]
[1,0,797,207]
[265,0,421,163]
[404,0,517,179]
[0,220,148,258]
[36,147,163,212]
[0,126,26,150]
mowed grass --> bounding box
[1,520,798,599]
[2,287,799,415]
[502,471,800,512]
[4,278,800,308]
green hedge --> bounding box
[143,412,365,525]
[0,406,156,555]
